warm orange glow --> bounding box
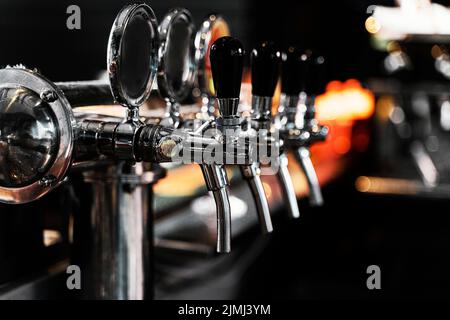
[154,165,205,197]
[355,176,421,195]
[375,95,395,121]
[355,176,371,192]
[326,80,343,92]
[316,79,375,122]
[333,136,352,155]
[365,16,381,34]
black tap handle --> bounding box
[306,52,327,96]
[251,41,281,97]
[304,52,327,121]
[210,36,245,99]
[281,46,307,96]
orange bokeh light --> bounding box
[315,79,375,122]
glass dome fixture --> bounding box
[0,67,74,204]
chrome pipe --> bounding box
[212,187,232,254]
[200,164,232,253]
[82,162,155,299]
[240,164,273,234]
[294,146,323,207]
[55,80,113,107]
[276,152,301,219]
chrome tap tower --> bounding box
[0,2,328,300]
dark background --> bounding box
[0,0,401,82]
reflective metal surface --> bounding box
[157,8,196,120]
[240,164,273,234]
[251,95,272,121]
[294,147,323,207]
[82,162,156,299]
[107,3,158,108]
[194,14,231,117]
[276,153,301,219]
[0,68,74,204]
[0,87,58,188]
[200,164,231,253]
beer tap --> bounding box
[0,3,240,297]
[209,36,273,234]
[277,47,328,207]
[302,52,329,143]
[0,3,163,299]
[156,9,232,253]
[249,41,301,219]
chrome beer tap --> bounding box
[209,36,273,234]
[302,52,329,145]
[236,41,278,234]
[156,8,232,253]
[0,5,252,297]
[0,3,162,299]
[277,47,328,207]
[249,41,301,219]
[0,3,240,297]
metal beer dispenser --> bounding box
[0,2,324,300]
[277,47,328,207]
[155,8,233,253]
[248,41,301,219]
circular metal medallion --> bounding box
[157,8,196,103]
[107,3,159,108]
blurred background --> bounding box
[0,0,401,81]
[2,0,450,299]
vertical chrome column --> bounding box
[83,163,161,299]
[77,3,161,299]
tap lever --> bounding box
[210,36,245,134]
[210,36,244,113]
[281,46,307,96]
[305,52,327,98]
[250,41,281,121]
[303,52,327,124]
[295,147,323,207]
[251,41,281,98]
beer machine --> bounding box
[0,3,327,299]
